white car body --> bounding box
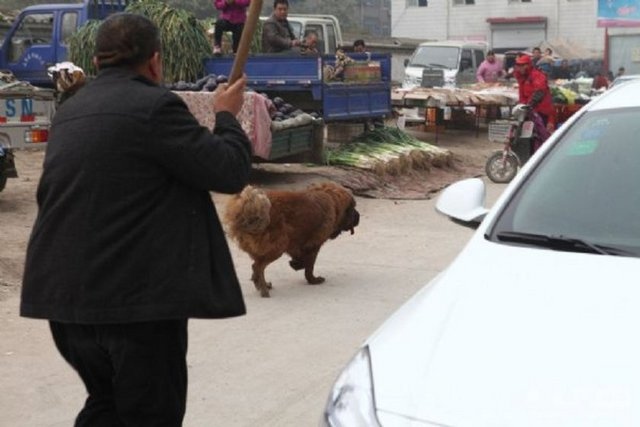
[324,80,640,426]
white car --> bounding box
[323,80,640,426]
[611,74,640,87]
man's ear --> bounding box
[148,52,163,83]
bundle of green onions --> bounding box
[324,126,452,175]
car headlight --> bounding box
[322,346,381,427]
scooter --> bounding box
[0,143,18,192]
[485,104,548,183]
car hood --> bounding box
[368,239,640,426]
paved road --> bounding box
[0,178,505,427]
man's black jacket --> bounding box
[21,67,252,323]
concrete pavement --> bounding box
[0,179,505,427]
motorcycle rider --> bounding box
[513,53,556,152]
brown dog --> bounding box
[224,182,360,297]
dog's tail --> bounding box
[224,185,271,237]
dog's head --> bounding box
[309,182,360,239]
[331,198,360,239]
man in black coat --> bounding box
[20,12,252,426]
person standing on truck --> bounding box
[20,12,252,426]
[261,0,301,53]
[476,50,505,83]
[513,54,556,134]
[212,0,250,55]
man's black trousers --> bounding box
[50,319,188,427]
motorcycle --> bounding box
[0,143,18,192]
[485,104,550,183]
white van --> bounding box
[402,41,487,89]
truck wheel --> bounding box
[0,175,6,192]
[485,151,519,183]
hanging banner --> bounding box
[597,0,640,27]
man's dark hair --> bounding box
[532,47,541,53]
[273,0,289,8]
[94,13,161,69]
[353,39,365,49]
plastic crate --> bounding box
[269,124,315,160]
[488,120,514,143]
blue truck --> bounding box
[203,52,392,123]
[0,0,128,87]
[0,3,390,161]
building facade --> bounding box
[390,0,639,60]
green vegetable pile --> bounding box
[69,0,211,83]
[324,126,452,175]
[551,86,578,105]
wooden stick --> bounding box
[228,0,263,85]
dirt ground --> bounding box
[0,126,495,302]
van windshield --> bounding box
[409,46,460,69]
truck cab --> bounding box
[0,0,128,87]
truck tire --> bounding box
[485,150,519,183]
[0,175,6,192]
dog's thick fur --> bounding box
[224,182,360,297]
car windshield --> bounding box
[409,46,460,69]
[489,107,640,256]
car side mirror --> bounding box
[436,178,489,228]
[404,58,409,67]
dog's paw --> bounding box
[307,276,325,285]
[260,288,271,298]
[289,259,304,271]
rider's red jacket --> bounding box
[514,67,557,127]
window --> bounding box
[453,0,475,4]
[61,12,78,45]
[9,12,54,62]
[326,24,336,54]
[406,0,428,7]
[305,24,324,54]
[460,49,472,71]
[474,49,485,67]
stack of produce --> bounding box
[165,73,228,92]
[325,127,452,175]
[551,86,579,104]
[69,0,211,83]
[268,96,320,131]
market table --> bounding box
[174,90,274,159]
[392,85,520,138]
